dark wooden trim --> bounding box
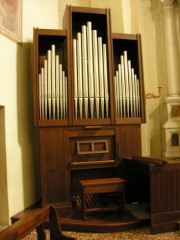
[151,211,180,224]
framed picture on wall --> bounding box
[0,0,22,43]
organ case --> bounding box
[32,6,145,207]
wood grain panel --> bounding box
[151,169,180,214]
[39,129,71,205]
[115,125,141,157]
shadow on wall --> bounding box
[16,42,40,209]
[144,0,166,157]
[149,104,161,156]
[0,106,9,225]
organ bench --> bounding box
[79,177,126,220]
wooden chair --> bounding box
[0,205,76,240]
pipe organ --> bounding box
[33,6,145,219]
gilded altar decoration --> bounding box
[145,86,162,100]
[160,0,177,9]
[160,0,176,4]
[171,105,180,117]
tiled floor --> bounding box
[64,228,179,240]
[1,225,179,240]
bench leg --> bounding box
[117,191,126,215]
[81,193,87,220]
[121,191,126,215]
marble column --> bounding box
[161,0,180,158]
[161,0,180,97]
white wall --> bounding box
[0,0,58,225]
[138,0,165,156]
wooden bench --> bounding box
[0,205,76,240]
[79,177,126,220]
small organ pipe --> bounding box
[98,37,105,118]
[123,51,130,118]
[112,52,141,118]
[44,60,48,119]
[87,21,94,118]
[92,30,100,118]
[55,55,60,119]
[82,25,89,118]
[47,50,52,119]
[77,32,83,119]
[118,64,123,118]
[39,73,42,120]
[73,39,78,119]
[103,44,109,118]
[38,46,68,120]
[59,64,63,119]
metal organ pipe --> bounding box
[114,51,140,118]
[38,45,68,120]
[73,21,110,119]
[38,27,140,121]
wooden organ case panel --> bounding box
[115,125,142,157]
[39,128,71,206]
[33,6,145,207]
[33,28,70,127]
[112,33,145,124]
[68,6,114,125]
